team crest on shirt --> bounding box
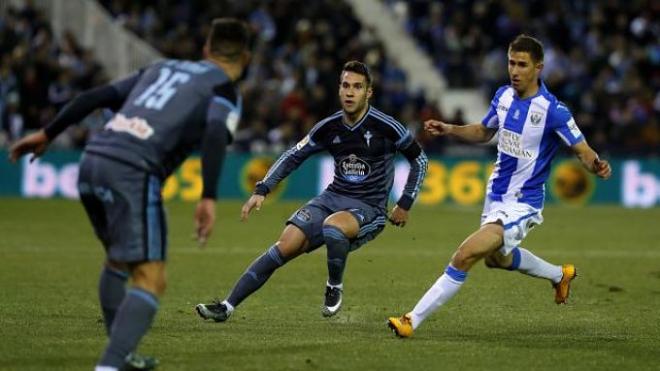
[364,130,373,147]
[340,154,371,182]
[530,111,544,125]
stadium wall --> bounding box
[1,151,658,208]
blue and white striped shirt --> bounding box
[482,82,585,209]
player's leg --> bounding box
[484,248,575,304]
[79,165,131,337]
[197,203,326,322]
[98,260,129,335]
[94,168,165,370]
[389,223,503,337]
[481,202,576,304]
[98,261,164,369]
[223,224,309,309]
[320,211,359,317]
[323,211,359,286]
[484,247,562,281]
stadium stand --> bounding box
[1,0,657,156]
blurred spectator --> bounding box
[2,1,656,157]
[0,4,108,148]
[386,0,659,156]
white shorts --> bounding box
[480,198,544,255]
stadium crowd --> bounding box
[386,0,659,155]
[1,0,657,156]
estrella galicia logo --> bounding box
[296,208,311,222]
[340,154,370,182]
[530,111,543,125]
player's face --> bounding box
[339,71,372,116]
[508,51,542,96]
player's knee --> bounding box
[322,224,348,242]
[451,249,477,269]
[484,254,498,268]
[323,212,359,238]
[106,260,129,273]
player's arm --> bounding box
[389,131,428,227]
[552,102,611,180]
[424,121,497,143]
[253,134,323,197]
[242,132,324,221]
[195,83,240,246]
[571,141,611,179]
[8,72,141,162]
[424,87,502,143]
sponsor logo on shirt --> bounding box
[567,118,582,138]
[105,113,154,140]
[498,129,535,159]
[339,154,371,182]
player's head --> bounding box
[339,60,373,117]
[507,35,544,96]
[204,18,251,77]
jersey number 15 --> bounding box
[134,67,190,110]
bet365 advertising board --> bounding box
[0,151,658,208]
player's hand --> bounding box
[8,129,50,163]
[424,120,452,137]
[593,158,612,180]
[388,205,408,228]
[241,194,265,221]
[194,198,216,247]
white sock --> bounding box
[515,247,562,283]
[327,281,343,290]
[410,265,467,330]
[95,366,118,371]
[222,300,235,313]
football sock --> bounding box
[410,265,467,330]
[98,288,159,368]
[323,225,351,286]
[99,266,129,335]
[226,245,286,307]
[510,247,563,283]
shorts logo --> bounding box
[296,208,311,222]
[340,154,370,183]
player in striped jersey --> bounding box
[388,35,611,337]
[197,61,428,321]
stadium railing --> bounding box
[346,0,486,122]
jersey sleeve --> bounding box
[397,139,428,210]
[481,86,506,129]
[552,102,585,146]
[199,83,242,199]
[377,111,427,210]
[254,123,327,196]
[43,71,142,140]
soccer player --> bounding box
[387,35,612,338]
[9,18,251,370]
[196,60,428,321]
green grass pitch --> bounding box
[1,199,659,370]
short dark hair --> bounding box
[509,35,544,63]
[206,18,250,60]
[341,60,372,87]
